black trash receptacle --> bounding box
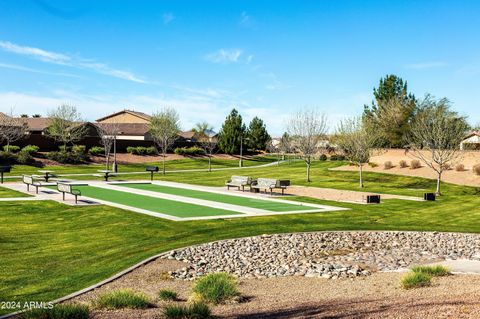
[424,193,436,201]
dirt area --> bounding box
[286,186,420,203]
[69,258,480,319]
[335,149,480,188]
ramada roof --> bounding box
[96,109,152,122]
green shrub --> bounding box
[159,289,178,301]
[368,162,378,168]
[0,151,17,164]
[3,145,20,153]
[400,272,432,289]
[192,272,239,304]
[72,145,86,154]
[411,265,450,277]
[146,146,157,155]
[163,302,211,319]
[95,289,152,309]
[21,145,40,154]
[330,154,345,161]
[318,154,327,161]
[88,146,104,156]
[21,304,89,319]
[17,151,34,164]
[174,146,205,156]
[127,146,154,155]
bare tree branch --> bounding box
[149,107,180,175]
[0,109,28,152]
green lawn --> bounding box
[7,156,277,177]
[1,159,480,315]
[0,186,30,198]
[117,183,313,212]
[73,185,240,218]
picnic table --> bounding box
[37,170,54,182]
[95,170,116,182]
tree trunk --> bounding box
[436,171,442,195]
[208,155,212,172]
[359,162,364,188]
[5,141,9,153]
[162,152,166,175]
[306,158,311,182]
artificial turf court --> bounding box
[72,185,240,218]
[64,182,340,221]
[116,182,313,212]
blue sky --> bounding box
[0,0,479,135]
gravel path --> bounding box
[165,231,480,280]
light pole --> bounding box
[239,136,249,168]
[112,131,123,172]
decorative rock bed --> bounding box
[165,231,480,280]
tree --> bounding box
[406,95,469,195]
[246,117,270,151]
[0,110,28,152]
[287,109,328,182]
[192,121,218,172]
[46,104,88,149]
[363,74,417,148]
[334,117,381,188]
[278,132,292,161]
[218,109,246,154]
[95,121,121,170]
[149,107,180,175]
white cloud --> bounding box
[162,12,175,25]
[0,62,80,78]
[0,40,146,83]
[0,41,70,64]
[205,49,243,63]
[405,61,447,69]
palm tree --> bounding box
[192,121,213,138]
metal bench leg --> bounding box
[75,195,78,204]
[62,192,65,201]
[35,186,39,194]
[27,184,29,191]
[282,188,284,195]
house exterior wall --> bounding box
[97,113,149,124]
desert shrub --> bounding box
[455,164,465,172]
[330,154,345,161]
[442,163,452,170]
[368,162,378,168]
[95,289,152,309]
[3,145,20,153]
[319,154,327,161]
[21,304,89,319]
[399,160,408,168]
[88,146,104,156]
[174,147,205,156]
[159,289,178,301]
[410,159,421,169]
[384,161,393,170]
[411,265,450,277]
[163,302,211,319]
[192,272,239,304]
[473,164,480,176]
[400,272,432,289]
[17,150,34,165]
[21,145,40,154]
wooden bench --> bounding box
[57,183,82,204]
[93,170,117,181]
[23,175,42,194]
[251,178,290,195]
[225,175,252,192]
